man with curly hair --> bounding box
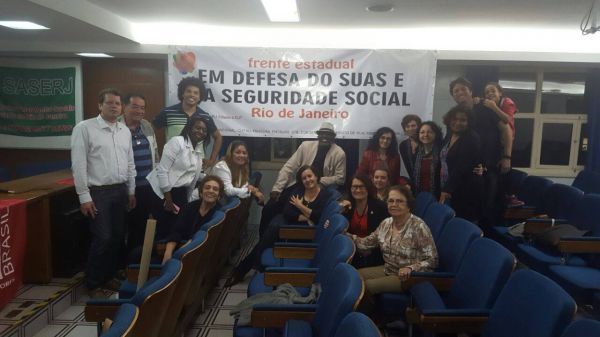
[153,77,222,167]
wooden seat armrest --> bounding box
[523,218,569,235]
[251,309,315,328]
[264,272,316,287]
[401,276,454,292]
[557,238,600,254]
[406,308,489,334]
[504,207,539,220]
[273,246,316,259]
[84,304,121,322]
[279,228,316,240]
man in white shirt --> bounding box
[71,88,136,297]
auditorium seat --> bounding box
[503,176,553,222]
[480,269,576,337]
[547,257,600,308]
[491,176,554,252]
[405,238,516,334]
[100,303,138,337]
[260,212,348,269]
[420,202,454,243]
[194,211,228,310]
[247,234,354,297]
[560,319,600,337]
[377,217,482,316]
[278,201,341,241]
[517,193,600,274]
[233,263,363,337]
[414,192,436,219]
[157,230,210,337]
[572,169,600,194]
[213,196,242,264]
[407,269,576,337]
[85,259,182,337]
[333,312,381,337]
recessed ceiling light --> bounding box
[0,21,49,30]
[366,4,394,13]
[76,53,114,58]
[261,0,300,22]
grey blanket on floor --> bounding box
[230,283,321,326]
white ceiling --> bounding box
[1,0,600,61]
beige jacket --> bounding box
[272,140,346,192]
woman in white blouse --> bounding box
[212,140,264,203]
[147,116,208,237]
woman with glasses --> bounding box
[340,174,389,268]
[348,185,438,314]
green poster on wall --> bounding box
[0,67,76,137]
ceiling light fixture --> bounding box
[76,53,114,58]
[0,21,49,30]
[366,4,394,13]
[261,0,300,22]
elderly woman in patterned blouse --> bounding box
[348,184,438,313]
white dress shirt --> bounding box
[71,115,136,204]
[211,160,251,198]
[147,136,204,201]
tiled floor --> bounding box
[0,223,260,337]
[183,267,252,337]
[0,267,251,337]
[0,272,94,337]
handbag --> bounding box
[533,224,588,250]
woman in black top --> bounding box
[162,175,224,264]
[283,165,331,225]
[439,106,483,222]
[339,174,389,268]
[399,114,422,181]
[226,165,330,285]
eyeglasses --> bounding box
[387,198,407,205]
[351,185,366,190]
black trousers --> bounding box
[235,214,289,276]
[126,184,162,254]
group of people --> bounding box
[71,75,517,306]
[71,78,261,297]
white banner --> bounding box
[168,47,436,139]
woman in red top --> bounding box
[357,127,401,184]
[412,121,443,198]
[340,173,389,268]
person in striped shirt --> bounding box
[121,94,161,254]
